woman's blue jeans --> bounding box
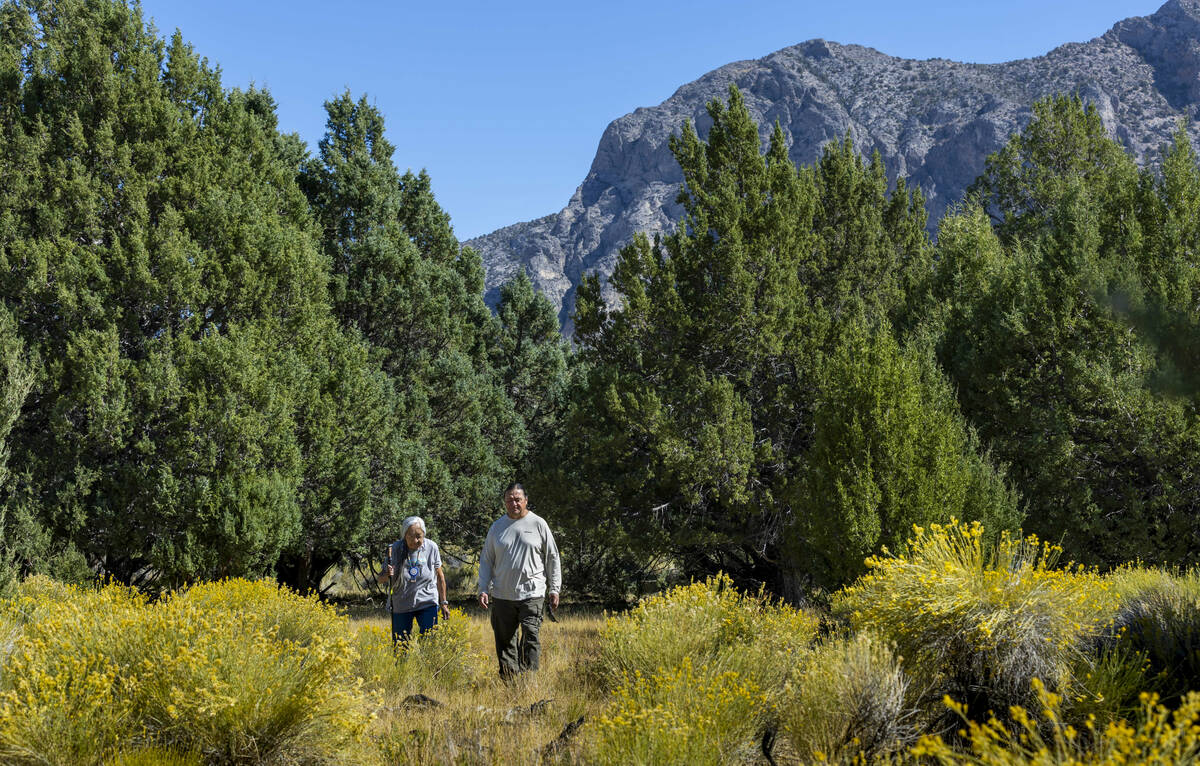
[391,603,439,644]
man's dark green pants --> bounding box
[489,596,544,678]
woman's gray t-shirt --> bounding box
[387,539,442,613]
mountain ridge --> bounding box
[467,0,1200,331]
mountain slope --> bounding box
[468,0,1200,331]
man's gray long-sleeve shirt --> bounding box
[478,511,561,601]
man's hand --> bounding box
[440,603,451,620]
[478,592,489,609]
[549,592,559,610]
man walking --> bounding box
[478,482,561,678]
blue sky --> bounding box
[137,1,1164,241]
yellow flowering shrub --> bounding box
[128,594,368,762]
[354,608,488,697]
[596,572,819,691]
[834,520,1118,722]
[0,579,147,764]
[730,601,826,697]
[908,680,1200,765]
[0,575,77,625]
[172,577,347,646]
[0,578,372,765]
[586,656,767,766]
[779,632,916,763]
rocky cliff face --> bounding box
[467,0,1200,332]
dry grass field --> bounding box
[357,607,610,765]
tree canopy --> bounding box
[940,96,1200,567]
[4,0,1199,600]
[568,86,1017,596]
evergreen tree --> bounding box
[277,317,406,594]
[969,94,1140,250]
[1133,127,1200,395]
[0,305,37,583]
[792,321,1018,588]
[0,0,391,585]
[299,92,521,555]
[492,270,571,459]
[939,97,1200,566]
[570,86,1015,596]
[811,137,933,331]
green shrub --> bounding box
[834,520,1118,725]
[442,561,479,597]
[778,632,916,762]
[1105,567,1200,706]
[586,657,766,766]
[1068,640,1149,734]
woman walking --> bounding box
[379,516,451,643]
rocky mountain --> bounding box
[467,0,1200,332]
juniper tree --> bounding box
[299,92,522,559]
[939,96,1200,566]
[0,0,398,585]
[793,321,1018,588]
[492,270,572,468]
[570,86,1016,595]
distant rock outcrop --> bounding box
[467,0,1200,332]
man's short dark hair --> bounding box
[504,482,526,496]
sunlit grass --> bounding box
[358,608,608,765]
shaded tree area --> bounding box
[939,95,1200,568]
[290,91,526,591]
[1,0,338,584]
[552,89,1200,600]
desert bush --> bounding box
[909,681,1200,765]
[353,608,488,697]
[0,574,94,627]
[726,600,825,700]
[174,577,346,646]
[128,594,368,762]
[442,561,479,597]
[1103,567,1200,706]
[779,632,917,762]
[0,578,371,765]
[595,572,819,689]
[834,520,1118,724]
[0,580,147,764]
[586,656,766,766]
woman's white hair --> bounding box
[401,516,426,538]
